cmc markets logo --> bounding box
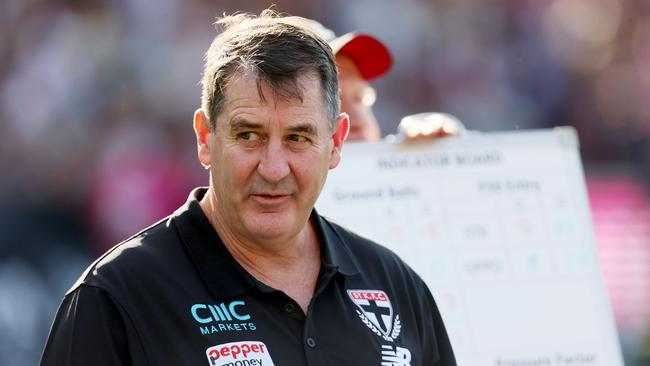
[206,341,275,366]
[191,301,256,335]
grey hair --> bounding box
[199,9,340,131]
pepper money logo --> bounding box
[191,301,257,335]
[206,341,275,366]
[348,289,402,342]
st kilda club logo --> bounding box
[347,289,401,342]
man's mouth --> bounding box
[250,193,291,205]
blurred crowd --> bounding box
[1,0,649,364]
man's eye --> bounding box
[288,134,308,143]
[239,132,260,141]
[287,134,312,149]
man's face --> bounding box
[337,54,382,142]
[196,71,347,244]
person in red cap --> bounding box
[329,32,391,141]
[313,23,464,142]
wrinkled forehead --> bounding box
[217,70,331,135]
[222,69,326,111]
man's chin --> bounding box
[242,212,304,241]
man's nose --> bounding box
[256,139,291,183]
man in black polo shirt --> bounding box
[41,10,456,366]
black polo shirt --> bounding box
[41,188,455,366]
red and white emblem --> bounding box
[347,289,401,342]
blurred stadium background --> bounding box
[1,0,649,364]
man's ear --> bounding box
[329,113,349,169]
[193,109,212,169]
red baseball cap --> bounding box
[329,32,392,81]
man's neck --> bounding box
[199,189,321,313]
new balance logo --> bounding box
[381,344,411,366]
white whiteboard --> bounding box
[316,127,624,366]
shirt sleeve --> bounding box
[422,285,457,366]
[40,285,145,366]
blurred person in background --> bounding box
[309,20,463,143]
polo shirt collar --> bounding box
[172,188,256,298]
[173,187,360,298]
[311,211,360,276]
